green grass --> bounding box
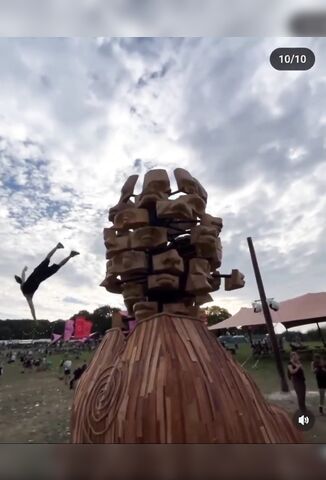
[236,342,324,394]
[0,352,93,443]
[0,344,325,443]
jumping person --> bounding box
[14,243,79,320]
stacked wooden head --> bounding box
[71,168,302,444]
[100,168,245,322]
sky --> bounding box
[0,37,325,330]
[1,0,325,36]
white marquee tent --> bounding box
[208,292,326,331]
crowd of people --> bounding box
[288,351,326,415]
[251,336,285,357]
[1,348,52,372]
[0,342,89,391]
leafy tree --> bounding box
[204,305,231,327]
[0,324,12,340]
[91,306,114,335]
[70,310,93,322]
[50,320,66,336]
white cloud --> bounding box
[0,38,325,330]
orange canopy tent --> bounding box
[208,292,326,331]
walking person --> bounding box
[14,243,80,320]
[311,354,326,415]
[69,364,87,390]
[63,358,72,386]
[288,351,307,413]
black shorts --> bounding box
[316,375,326,390]
[22,259,60,295]
[64,369,71,376]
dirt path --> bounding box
[0,372,73,443]
[266,390,326,443]
[1,368,325,443]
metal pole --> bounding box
[316,322,326,347]
[247,237,289,392]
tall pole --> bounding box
[247,237,289,392]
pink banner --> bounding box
[51,333,62,344]
[63,319,74,341]
[74,316,92,339]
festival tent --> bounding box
[208,292,326,331]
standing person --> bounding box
[288,351,307,413]
[63,358,72,385]
[14,243,80,320]
[311,354,326,415]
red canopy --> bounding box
[209,292,326,330]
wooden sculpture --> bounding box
[71,169,301,443]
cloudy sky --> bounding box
[0,37,325,328]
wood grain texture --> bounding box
[71,315,302,443]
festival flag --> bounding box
[63,319,74,341]
[74,316,92,339]
[51,333,62,344]
[88,332,98,338]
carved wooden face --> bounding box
[191,226,217,246]
[205,238,223,269]
[131,227,167,250]
[122,283,146,314]
[174,168,207,201]
[136,192,169,208]
[114,208,149,230]
[148,274,179,290]
[133,301,159,321]
[108,251,148,275]
[104,228,130,258]
[119,174,139,203]
[185,258,212,295]
[152,249,184,275]
[136,170,170,208]
[156,194,206,220]
[209,272,221,292]
[225,269,245,291]
[122,283,145,301]
[108,201,135,223]
[195,239,222,263]
[142,169,170,194]
[201,213,223,235]
[100,274,122,294]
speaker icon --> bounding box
[293,410,315,431]
[298,415,309,426]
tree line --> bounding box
[0,304,324,341]
[0,305,119,340]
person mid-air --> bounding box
[14,243,80,321]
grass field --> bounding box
[0,343,325,443]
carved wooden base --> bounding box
[71,314,301,443]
